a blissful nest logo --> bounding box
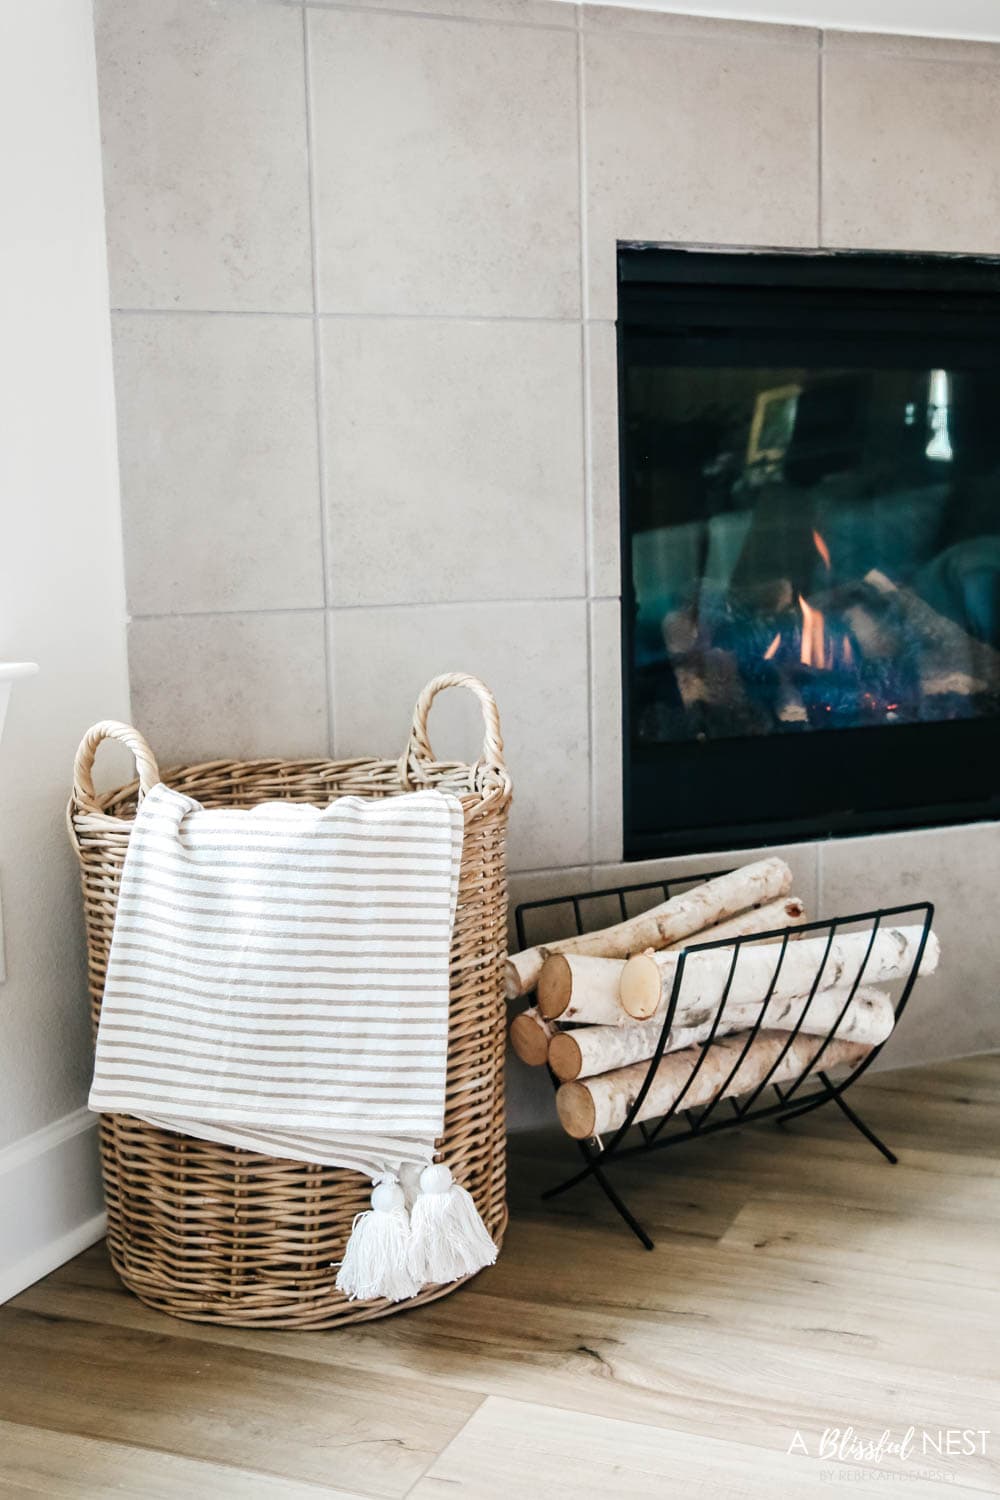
[788,1426,990,1479]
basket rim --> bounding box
[69,753,512,832]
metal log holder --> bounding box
[514,875,934,1249]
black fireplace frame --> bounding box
[618,244,1000,858]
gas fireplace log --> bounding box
[844,598,898,660]
[556,1030,872,1140]
[776,682,808,724]
[509,1006,557,1067]
[505,858,793,999]
[674,649,772,737]
[865,567,1000,690]
[618,925,939,1023]
[547,986,894,1083]
[537,895,807,1022]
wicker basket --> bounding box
[68,673,511,1328]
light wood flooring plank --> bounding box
[0,1420,362,1499]
[409,1395,984,1499]
[0,1307,480,1498]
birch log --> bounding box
[666,896,806,951]
[505,857,792,998]
[618,925,939,1022]
[547,986,893,1082]
[509,1007,557,1067]
[556,1029,871,1139]
[535,892,805,1023]
[537,955,626,1023]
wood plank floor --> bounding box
[2,1053,998,1498]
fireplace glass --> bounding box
[620,248,1000,856]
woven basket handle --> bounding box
[400,674,506,788]
[73,720,162,814]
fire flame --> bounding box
[812,528,831,570]
[798,593,831,669]
[760,531,857,673]
[798,530,839,668]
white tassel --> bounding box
[407,1164,498,1286]
[335,1178,422,1302]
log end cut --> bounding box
[556,1080,597,1139]
[509,1010,552,1067]
[618,953,663,1020]
[537,953,573,1019]
[547,1031,583,1082]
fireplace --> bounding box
[619,246,1000,857]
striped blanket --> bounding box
[89,781,464,1178]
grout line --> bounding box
[583,328,599,869]
[817,30,824,247]
[581,597,599,864]
[509,861,595,882]
[129,595,621,624]
[301,6,337,757]
[110,307,582,324]
[132,607,324,623]
[324,611,339,757]
[576,7,598,869]
[576,7,590,325]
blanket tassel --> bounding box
[335,1178,422,1302]
[408,1164,498,1285]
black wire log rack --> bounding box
[514,874,934,1249]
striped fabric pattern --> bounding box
[89,782,464,1176]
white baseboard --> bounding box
[0,1106,106,1303]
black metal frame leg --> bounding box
[826,1086,898,1164]
[775,1073,897,1163]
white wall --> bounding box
[0,0,130,1293]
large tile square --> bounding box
[321,319,585,606]
[114,314,323,615]
[819,823,1000,1066]
[583,19,819,318]
[329,601,590,870]
[95,0,311,311]
[307,8,580,316]
[128,612,329,764]
[822,34,1000,254]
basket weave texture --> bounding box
[68,674,511,1328]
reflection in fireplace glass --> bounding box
[630,363,1000,744]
